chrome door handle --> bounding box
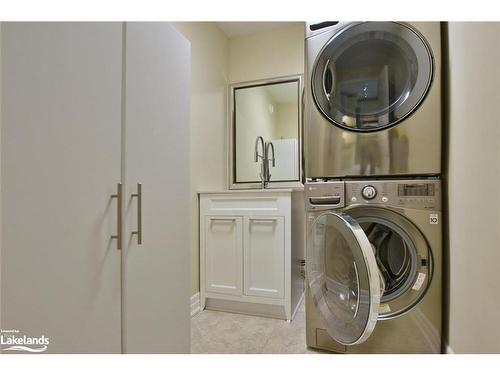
[352,261,360,319]
[131,183,142,245]
[111,182,122,250]
[322,58,335,101]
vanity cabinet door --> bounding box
[204,216,243,296]
[243,216,285,299]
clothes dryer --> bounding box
[305,22,441,178]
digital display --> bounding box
[398,183,435,197]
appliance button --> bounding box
[361,185,377,200]
[381,196,388,203]
[351,196,357,203]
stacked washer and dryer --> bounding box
[303,22,443,353]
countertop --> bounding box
[198,186,304,194]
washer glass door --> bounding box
[307,212,381,345]
[312,22,433,132]
[348,206,433,319]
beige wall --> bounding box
[446,22,500,353]
[173,22,305,296]
[229,24,304,83]
[172,23,229,296]
[0,24,2,330]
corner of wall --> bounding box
[439,20,450,354]
[171,22,230,296]
[0,22,3,333]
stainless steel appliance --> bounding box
[304,22,441,178]
[305,179,442,353]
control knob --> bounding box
[361,185,377,200]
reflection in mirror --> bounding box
[233,79,300,186]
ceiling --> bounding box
[215,22,303,38]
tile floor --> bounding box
[191,298,323,354]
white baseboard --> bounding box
[445,342,455,354]
[190,292,201,317]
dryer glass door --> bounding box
[311,22,433,132]
[307,212,381,345]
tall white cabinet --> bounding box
[122,23,190,353]
[0,22,190,353]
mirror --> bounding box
[230,77,302,189]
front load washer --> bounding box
[305,179,442,353]
[304,22,441,178]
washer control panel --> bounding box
[305,179,441,211]
[345,179,441,210]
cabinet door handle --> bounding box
[209,217,236,223]
[110,182,122,250]
[249,217,278,223]
[131,183,142,245]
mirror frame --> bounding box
[228,75,304,190]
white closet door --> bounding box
[1,23,123,353]
[123,23,190,353]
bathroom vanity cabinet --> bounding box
[199,190,305,321]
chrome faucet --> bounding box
[265,141,275,183]
[254,136,266,188]
[254,136,277,188]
